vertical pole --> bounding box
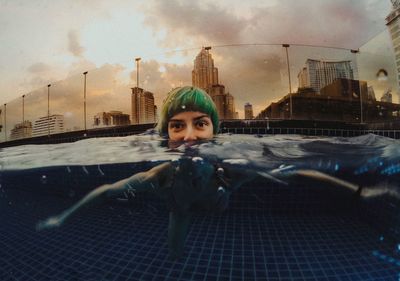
[83,71,88,131]
[22,94,25,123]
[135,57,141,88]
[47,84,51,136]
[135,57,141,124]
[3,103,6,141]
[283,44,292,119]
[351,49,362,123]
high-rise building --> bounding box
[93,111,130,127]
[10,120,32,140]
[192,48,237,119]
[225,93,236,119]
[192,47,219,90]
[244,103,254,119]
[32,115,64,137]
[298,59,355,94]
[207,84,236,119]
[131,87,156,124]
[386,0,400,93]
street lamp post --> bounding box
[47,84,51,137]
[22,94,25,123]
[135,57,141,88]
[3,103,6,141]
[282,44,292,119]
[83,71,88,131]
[351,49,362,123]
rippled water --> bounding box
[1,133,399,185]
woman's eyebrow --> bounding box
[193,115,210,121]
[168,119,184,122]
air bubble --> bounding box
[192,157,203,163]
[41,175,47,184]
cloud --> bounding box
[68,29,85,57]
[143,0,387,49]
[140,0,394,117]
[130,60,192,104]
[143,0,246,48]
[27,63,51,73]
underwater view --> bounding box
[0,133,399,280]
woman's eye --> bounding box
[196,120,208,128]
[169,123,183,130]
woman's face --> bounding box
[168,111,214,141]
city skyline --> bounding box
[1,39,399,140]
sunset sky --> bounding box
[0,0,396,132]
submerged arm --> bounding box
[291,169,360,193]
[221,164,359,194]
[36,162,174,231]
[268,166,361,195]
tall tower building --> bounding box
[131,87,156,124]
[298,59,355,94]
[244,103,254,119]
[192,47,219,90]
[207,84,236,119]
[386,0,400,93]
[192,48,237,119]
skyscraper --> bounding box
[298,59,355,94]
[386,0,400,92]
[192,47,219,90]
[131,87,156,124]
[244,103,254,119]
[192,48,237,119]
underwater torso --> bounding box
[156,157,230,212]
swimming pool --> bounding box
[0,134,399,280]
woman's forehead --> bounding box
[169,111,210,121]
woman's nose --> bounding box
[183,125,197,141]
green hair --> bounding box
[157,86,219,136]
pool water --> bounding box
[0,134,399,280]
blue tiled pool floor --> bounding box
[0,191,398,281]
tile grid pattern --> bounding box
[0,189,398,281]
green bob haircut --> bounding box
[157,86,219,136]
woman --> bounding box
[37,86,359,258]
[37,86,253,259]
